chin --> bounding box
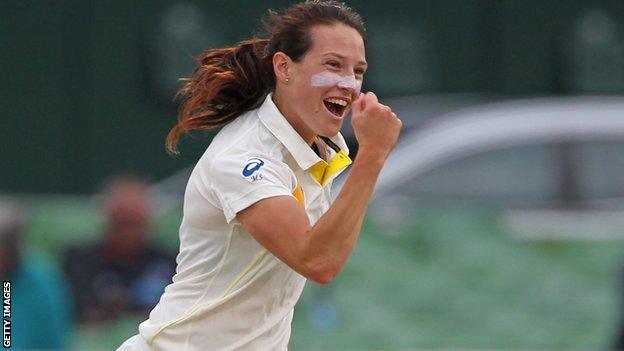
[318,124,342,138]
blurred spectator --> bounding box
[63,175,175,324]
[0,197,73,349]
[614,260,624,350]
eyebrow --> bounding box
[322,52,368,68]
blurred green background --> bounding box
[27,198,624,349]
[4,0,624,193]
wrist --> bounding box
[355,147,388,165]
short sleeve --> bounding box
[207,153,297,223]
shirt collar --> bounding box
[257,93,350,171]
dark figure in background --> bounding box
[64,176,176,324]
[613,261,624,350]
[0,198,73,349]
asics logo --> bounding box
[242,158,265,177]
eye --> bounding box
[326,60,341,69]
[355,68,366,76]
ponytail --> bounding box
[166,39,274,154]
[166,1,365,154]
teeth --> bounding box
[325,98,348,107]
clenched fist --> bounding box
[351,92,402,159]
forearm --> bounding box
[237,92,401,285]
[302,149,386,282]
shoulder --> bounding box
[185,110,300,223]
[197,109,290,177]
[213,110,284,158]
[19,251,69,293]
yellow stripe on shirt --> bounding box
[148,185,307,346]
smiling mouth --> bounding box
[323,99,348,118]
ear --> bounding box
[272,52,293,84]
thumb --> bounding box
[351,93,365,115]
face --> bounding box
[279,23,367,143]
[0,229,20,276]
[0,245,9,275]
[105,184,150,250]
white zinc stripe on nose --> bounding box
[311,71,362,90]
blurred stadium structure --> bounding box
[3,0,624,350]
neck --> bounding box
[272,89,316,145]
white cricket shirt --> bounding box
[117,93,351,351]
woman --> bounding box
[118,1,401,350]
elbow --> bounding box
[309,270,336,285]
[302,258,341,285]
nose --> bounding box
[336,74,359,91]
[337,77,362,99]
[311,71,362,95]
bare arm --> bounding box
[237,92,401,284]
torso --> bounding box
[130,95,350,351]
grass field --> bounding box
[22,197,624,350]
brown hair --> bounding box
[166,0,366,154]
